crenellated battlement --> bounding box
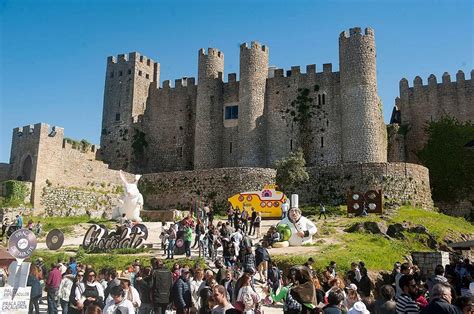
[269,63,337,79]
[13,123,64,141]
[240,41,268,53]
[339,27,374,39]
[160,77,196,89]
[399,70,473,92]
[107,52,158,69]
[198,48,223,59]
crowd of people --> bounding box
[20,205,472,314]
[25,252,473,314]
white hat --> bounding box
[347,283,358,291]
[348,301,370,314]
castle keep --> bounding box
[100,27,387,173]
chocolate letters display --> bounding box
[82,224,148,251]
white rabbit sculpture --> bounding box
[112,170,144,222]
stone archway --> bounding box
[21,155,33,181]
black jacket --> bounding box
[135,275,153,304]
[151,268,173,304]
[420,298,461,314]
[173,277,192,309]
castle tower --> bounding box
[100,52,159,170]
[339,27,387,163]
[10,123,64,206]
[194,48,224,169]
[237,42,269,167]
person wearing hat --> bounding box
[103,285,135,314]
[113,272,141,310]
[172,268,192,314]
[343,284,361,311]
[348,301,370,314]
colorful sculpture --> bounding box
[277,194,317,246]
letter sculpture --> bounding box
[112,170,143,222]
[277,194,317,246]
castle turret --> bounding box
[194,48,224,169]
[339,27,387,163]
[237,42,269,167]
[100,52,159,170]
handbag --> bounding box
[165,303,174,314]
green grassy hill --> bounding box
[274,206,473,273]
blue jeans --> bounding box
[184,240,191,257]
[60,299,69,314]
[167,239,175,258]
[47,288,58,314]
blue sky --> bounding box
[1,0,473,163]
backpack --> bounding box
[268,267,279,284]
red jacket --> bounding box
[46,267,61,289]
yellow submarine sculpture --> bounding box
[227,185,288,218]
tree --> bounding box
[275,149,309,192]
[418,117,474,202]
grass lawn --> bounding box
[31,249,206,272]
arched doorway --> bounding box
[21,155,33,181]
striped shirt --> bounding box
[396,294,419,314]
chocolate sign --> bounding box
[82,224,148,251]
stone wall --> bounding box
[9,123,135,209]
[294,162,433,210]
[139,163,432,212]
[394,71,473,163]
[40,186,121,218]
[436,198,474,220]
[0,163,11,182]
[140,167,276,210]
[411,251,450,277]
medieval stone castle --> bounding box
[1,26,471,215]
[100,27,386,173]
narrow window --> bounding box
[115,113,120,121]
[128,69,132,75]
[321,137,324,148]
[138,70,142,76]
[225,105,239,120]
[109,72,114,78]
[145,74,150,79]
[119,71,123,76]
[177,147,183,158]
[318,94,322,106]
[229,142,233,154]
[322,94,326,105]
[326,120,329,127]
[290,139,293,151]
